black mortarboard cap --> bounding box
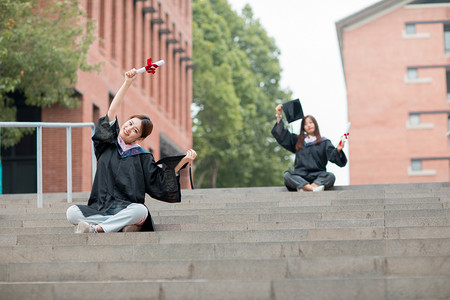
[155,154,186,169]
[282,98,304,123]
[156,154,194,190]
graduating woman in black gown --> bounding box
[272,104,347,192]
[66,69,197,233]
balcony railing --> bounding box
[0,122,96,208]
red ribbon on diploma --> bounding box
[144,58,159,74]
[338,133,349,147]
[338,122,351,147]
[136,58,165,74]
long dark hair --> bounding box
[295,115,322,151]
[129,114,153,139]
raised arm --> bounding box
[107,69,138,121]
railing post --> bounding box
[36,126,43,208]
[66,127,72,203]
[91,126,96,183]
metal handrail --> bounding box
[0,122,96,208]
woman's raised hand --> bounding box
[184,149,197,162]
[337,141,345,152]
[174,149,197,173]
[125,69,137,82]
[276,104,283,114]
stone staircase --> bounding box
[0,183,449,299]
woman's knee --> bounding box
[66,205,82,225]
[283,172,295,185]
[323,172,336,188]
[128,203,148,220]
[283,172,301,191]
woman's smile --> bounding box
[120,117,143,144]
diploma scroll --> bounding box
[137,58,165,74]
[338,122,351,147]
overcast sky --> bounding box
[227,0,380,185]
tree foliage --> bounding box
[0,0,98,147]
[192,0,293,188]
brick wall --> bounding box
[42,0,193,192]
[342,3,450,184]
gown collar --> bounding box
[116,137,149,158]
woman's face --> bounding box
[119,117,143,144]
[303,117,315,136]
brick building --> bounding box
[336,0,450,184]
[2,0,194,193]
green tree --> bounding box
[193,0,293,188]
[192,0,243,187]
[0,0,98,147]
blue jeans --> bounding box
[66,203,148,232]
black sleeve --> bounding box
[91,115,119,160]
[271,120,298,154]
[325,140,347,167]
[142,155,186,203]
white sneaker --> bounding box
[312,185,325,192]
[75,221,97,233]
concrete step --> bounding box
[0,192,89,203]
[1,194,447,211]
[160,217,449,231]
[1,186,447,204]
[0,182,448,200]
[2,225,449,246]
[2,223,448,240]
[0,276,449,300]
[162,195,449,209]
[1,256,449,283]
[2,218,450,235]
[2,205,448,222]
[1,183,449,299]
[151,202,446,213]
[2,212,449,230]
[1,238,449,263]
[0,226,74,235]
[1,203,446,219]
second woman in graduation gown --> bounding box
[272,104,347,192]
[66,68,196,233]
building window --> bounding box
[109,91,114,107]
[444,24,450,55]
[93,104,100,124]
[99,0,105,47]
[402,22,430,39]
[409,114,420,126]
[405,24,416,35]
[447,70,450,100]
[406,113,434,130]
[122,0,127,68]
[87,0,93,19]
[411,160,422,171]
[111,0,116,59]
[407,68,418,80]
[408,159,436,176]
[447,114,450,144]
[405,67,432,84]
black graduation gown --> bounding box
[76,115,185,232]
[271,120,347,176]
